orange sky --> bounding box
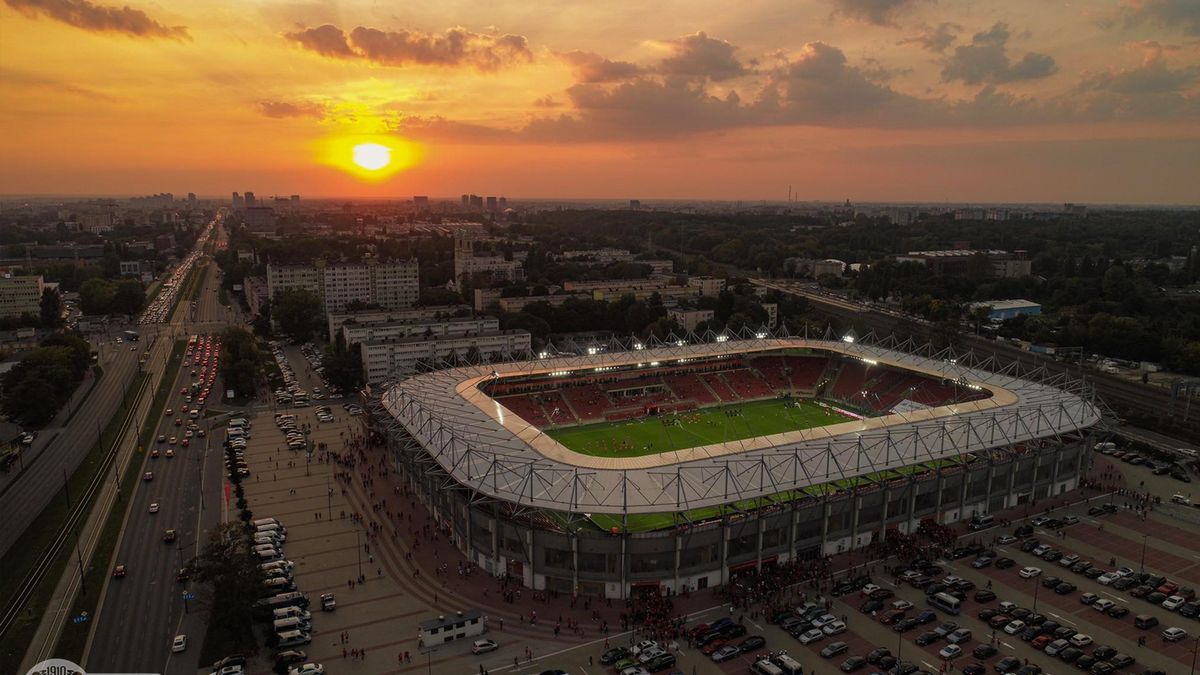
[1,0,1198,203]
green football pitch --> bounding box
[545,398,851,457]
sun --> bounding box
[352,143,391,171]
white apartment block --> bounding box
[266,257,419,312]
[342,316,500,346]
[0,275,45,318]
[668,308,715,331]
[326,305,471,341]
[360,330,532,384]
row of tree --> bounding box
[218,327,262,401]
[79,277,146,317]
[1,333,92,427]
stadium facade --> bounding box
[371,330,1103,599]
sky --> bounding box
[1,0,1198,204]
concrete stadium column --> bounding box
[958,470,969,522]
[788,501,799,561]
[620,535,629,600]
[1050,447,1062,495]
[933,469,945,521]
[490,505,500,571]
[571,534,579,595]
[819,499,831,552]
[719,519,730,587]
[848,491,861,550]
[674,534,682,593]
[985,462,996,513]
[756,514,765,572]
[907,480,918,533]
[464,503,473,561]
[879,486,891,541]
[1007,457,1018,508]
[527,528,537,590]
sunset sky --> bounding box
[1,0,1198,203]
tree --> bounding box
[323,335,363,394]
[79,278,115,315]
[40,288,63,328]
[188,522,264,656]
[110,279,146,317]
[272,288,322,343]
[219,327,261,399]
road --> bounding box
[0,265,213,558]
[84,233,237,674]
[86,241,303,674]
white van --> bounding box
[256,549,282,562]
[261,559,293,573]
[254,543,280,556]
[272,616,311,633]
[256,523,287,538]
[773,654,803,675]
[253,518,281,528]
[273,606,310,621]
[263,577,295,593]
[254,529,284,542]
[276,630,311,647]
[229,418,249,429]
[226,427,245,439]
[752,660,784,675]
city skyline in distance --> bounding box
[1,0,1198,203]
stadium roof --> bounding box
[380,335,1102,515]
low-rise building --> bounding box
[327,305,471,342]
[895,249,1031,278]
[342,316,499,346]
[688,276,727,297]
[360,330,531,384]
[968,299,1042,321]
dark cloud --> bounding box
[256,100,327,119]
[4,0,188,40]
[898,22,961,53]
[1110,0,1200,37]
[385,114,515,143]
[1080,42,1200,94]
[659,32,747,81]
[560,50,640,82]
[283,24,354,58]
[756,42,905,124]
[830,0,924,26]
[525,78,748,141]
[532,95,562,108]
[941,23,1058,85]
[284,24,532,71]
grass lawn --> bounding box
[546,398,849,458]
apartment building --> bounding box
[0,275,45,319]
[360,330,531,384]
[326,305,472,341]
[266,256,419,312]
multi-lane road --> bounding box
[84,235,241,674]
[0,242,218,559]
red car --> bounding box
[1158,583,1179,595]
[879,610,907,625]
[1032,634,1053,650]
[113,564,127,578]
[701,640,727,655]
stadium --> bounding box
[371,329,1104,599]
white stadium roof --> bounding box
[380,335,1102,515]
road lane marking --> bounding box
[1101,591,1128,603]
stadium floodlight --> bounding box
[755,331,768,339]
[538,351,549,359]
[675,339,687,346]
[633,342,645,350]
[716,335,729,343]
[842,334,855,343]
[587,347,599,355]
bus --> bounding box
[123,330,139,342]
[928,592,962,615]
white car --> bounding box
[860,584,881,596]
[287,664,324,675]
[1003,620,1026,635]
[822,620,847,636]
[471,639,498,654]
[798,628,824,644]
[1097,572,1121,585]
[1059,554,1080,568]
[1019,566,1042,579]
[938,644,962,660]
[148,503,159,514]
[1163,595,1186,611]
[171,635,187,653]
[811,613,837,628]
[1091,599,1115,613]
[1069,633,1093,647]
[890,599,914,611]
[1163,626,1189,642]
[630,640,658,656]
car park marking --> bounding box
[922,661,938,670]
[1101,591,1128,603]
[1049,612,1076,626]
[1000,641,1015,649]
